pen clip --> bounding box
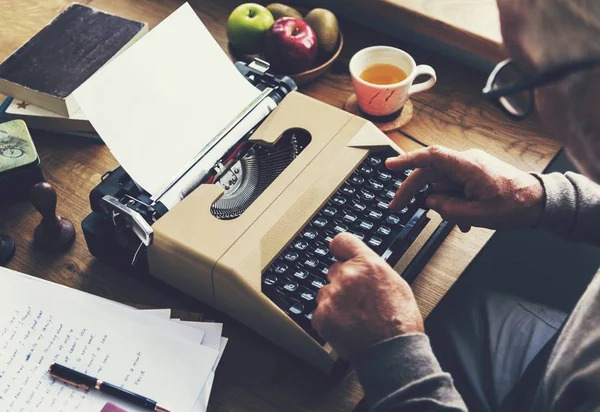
[49,373,90,391]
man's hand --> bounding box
[387,146,544,232]
[311,233,423,359]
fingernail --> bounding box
[426,196,436,209]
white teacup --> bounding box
[349,46,437,116]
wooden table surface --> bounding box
[0,1,561,411]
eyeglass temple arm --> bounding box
[483,57,600,99]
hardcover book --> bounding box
[0,4,147,117]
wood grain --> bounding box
[0,1,561,411]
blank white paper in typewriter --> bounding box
[73,3,261,196]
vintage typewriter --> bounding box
[82,59,452,373]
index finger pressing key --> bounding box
[389,168,440,210]
[329,232,375,262]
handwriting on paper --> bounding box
[0,307,146,411]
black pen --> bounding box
[49,363,170,412]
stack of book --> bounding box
[0,4,149,141]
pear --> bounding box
[305,8,340,57]
[266,3,303,20]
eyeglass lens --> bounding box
[492,62,532,117]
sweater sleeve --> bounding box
[532,172,600,246]
[352,333,467,412]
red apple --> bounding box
[264,17,318,74]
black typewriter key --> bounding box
[409,197,416,205]
[359,220,374,231]
[340,185,355,196]
[272,262,289,274]
[263,272,278,287]
[350,175,365,185]
[419,184,429,193]
[313,216,328,228]
[323,205,337,217]
[377,226,392,236]
[351,200,367,212]
[360,189,376,202]
[367,156,382,166]
[367,236,383,248]
[323,229,335,243]
[384,190,396,200]
[367,210,383,220]
[283,250,299,262]
[304,255,320,268]
[302,228,318,240]
[283,280,299,293]
[367,179,384,191]
[333,220,349,234]
[378,171,392,182]
[292,267,309,280]
[393,179,402,189]
[294,239,309,251]
[331,195,347,206]
[313,243,329,257]
[305,311,313,322]
[358,165,374,175]
[318,265,329,277]
[352,231,365,241]
[299,287,316,302]
[376,200,389,210]
[342,210,358,223]
[386,214,401,225]
[289,301,305,315]
[404,169,413,177]
[273,287,291,311]
[398,206,409,215]
[309,276,327,290]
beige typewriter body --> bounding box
[147,92,442,373]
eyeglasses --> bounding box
[482,57,600,119]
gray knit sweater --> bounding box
[353,172,600,411]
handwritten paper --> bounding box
[0,268,218,412]
[73,3,261,195]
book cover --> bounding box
[0,4,148,117]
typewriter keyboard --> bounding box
[261,150,430,343]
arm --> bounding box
[353,334,467,411]
[311,234,468,412]
[534,172,600,246]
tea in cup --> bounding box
[349,46,437,116]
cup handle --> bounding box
[408,65,437,96]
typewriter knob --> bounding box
[30,182,76,252]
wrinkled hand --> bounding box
[311,232,423,359]
[386,146,544,232]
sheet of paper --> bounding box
[180,321,223,351]
[142,311,228,411]
[73,3,260,195]
[140,308,171,318]
[0,268,217,412]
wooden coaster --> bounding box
[343,94,413,132]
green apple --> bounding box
[227,3,274,54]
